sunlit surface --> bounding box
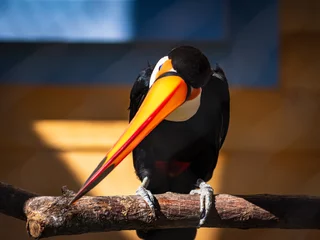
[32,120,143,239]
[33,120,140,192]
[33,120,128,150]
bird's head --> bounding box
[69,46,212,204]
[150,45,212,89]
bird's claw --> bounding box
[190,179,214,227]
[136,177,156,217]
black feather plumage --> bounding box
[128,46,230,240]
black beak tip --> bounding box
[68,192,82,206]
[68,197,77,206]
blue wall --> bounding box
[0,0,227,42]
[0,0,278,87]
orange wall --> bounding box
[1,1,320,239]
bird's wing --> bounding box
[212,64,230,149]
[219,99,230,149]
[128,65,154,122]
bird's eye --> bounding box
[158,64,163,70]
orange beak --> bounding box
[69,60,189,204]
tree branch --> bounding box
[1,181,320,239]
[0,182,38,221]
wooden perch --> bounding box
[0,182,38,221]
[1,182,320,239]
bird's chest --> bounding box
[147,120,197,157]
[154,160,191,177]
[145,121,207,177]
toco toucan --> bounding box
[70,46,230,240]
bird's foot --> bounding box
[136,177,156,217]
[190,179,214,227]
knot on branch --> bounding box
[61,186,76,197]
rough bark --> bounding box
[1,182,320,239]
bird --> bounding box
[69,45,230,240]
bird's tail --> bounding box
[136,228,197,240]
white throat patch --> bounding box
[165,89,202,122]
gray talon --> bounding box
[136,177,156,216]
[190,179,214,227]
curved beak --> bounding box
[69,72,188,204]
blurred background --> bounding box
[0,0,319,239]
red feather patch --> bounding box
[155,161,190,177]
